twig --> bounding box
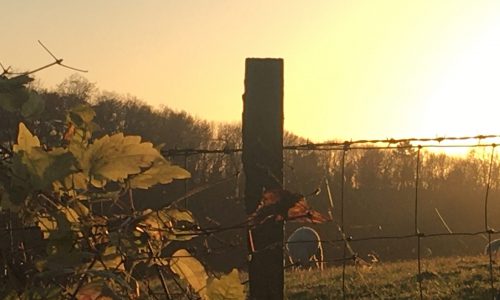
[70,255,98,299]
[146,240,172,300]
[128,188,136,214]
[147,282,161,300]
[0,62,11,76]
[167,174,238,208]
[6,41,88,77]
[38,40,88,73]
[38,40,59,61]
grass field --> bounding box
[285,255,499,299]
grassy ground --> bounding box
[285,255,498,299]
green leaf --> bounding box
[83,133,161,185]
[15,147,77,190]
[84,270,132,294]
[37,204,80,239]
[1,291,19,300]
[60,204,80,223]
[68,133,88,159]
[6,74,34,87]
[13,122,40,153]
[21,92,45,118]
[0,76,32,113]
[4,186,30,205]
[55,171,89,192]
[42,148,78,188]
[0,92,21,112]
[37,250,91,273]
[93,246,124,271]
[65,104,97,148]
[75,282,104,300]
[37,214,57,239]
[4,286,64,300]
[206,269,246,300]
[90,176,107,188]
[0,195,20,212]
[170,249,208,298]
[137,208,198,242]
[68,104,96,126]
[46,227,77,256]
[68,199,90,217]
[129,156,190,189]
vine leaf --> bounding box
[66,104,98,153]
[13,147,77,190]
[75,281,118,300]
[0,92,21,112]
[206,269,245,300]
[75,282,105,300]
[54,172,89,192]
[136,208,198,242]
[68,103,96,126]
[0,75,33,113]
[129,156,190,189]
[248,189,329,226]
[21,92,45,118]
[37,214,57,239]
[82,133,160,186]
[93,246,124,271]
[0,74,34,88]
[37,205,80,239]
[13,122,40,153]
[11,124,77,191]
[170,249,208,299]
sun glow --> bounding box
[3,1,500,147]
[420,28,500,138]
[283,1,500,143]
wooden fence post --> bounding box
[242,58,284,300]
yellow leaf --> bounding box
[83,133,160,184]
[76,282,102,300]
[93,246,124,271]
[130,156,190,189]
[13,122,40,153]
[206,269,245,300]
[170,249,208,298]
[37,214,57,239]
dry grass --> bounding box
[285,255,499,299]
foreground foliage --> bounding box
[286,255,497,299]
[0,74,245,299]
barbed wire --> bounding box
[288,134,500,149]
[161,134,500,157]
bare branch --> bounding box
[38,40,60,62]
[37,40,88,73]
[59,62,88,73]
[21,61,59,76]
[0,62,11,76]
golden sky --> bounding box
[3,1,500,142]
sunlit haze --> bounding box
[3,1,500,142]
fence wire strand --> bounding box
[415,146,423,300]
[484,145,497,299]
[339,148,347,299]
[161,134,500,157]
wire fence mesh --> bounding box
[2,134,500,299]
